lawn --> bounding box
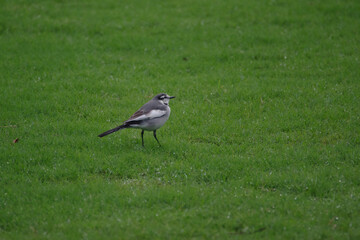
[1,0,360,239]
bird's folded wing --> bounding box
[126,109,166,122]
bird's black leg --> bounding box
[153,130,161,146]
[141,130,145,147]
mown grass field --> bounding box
[1,0,360,239]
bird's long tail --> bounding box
[98,124,129,137]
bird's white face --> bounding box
[157,94,175,106]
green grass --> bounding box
[1,0,360,239]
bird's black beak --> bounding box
[169,96,175,99]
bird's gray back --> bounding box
[139,99,168,113]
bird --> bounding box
[98,93,175,147]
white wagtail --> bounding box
[98,93,175,146]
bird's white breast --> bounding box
[142,106,170,131]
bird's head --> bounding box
[154,93,175,105]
